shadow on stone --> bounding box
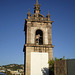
[49,67,54,75]
[41,67,49,75]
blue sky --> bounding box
[0,0,75,66]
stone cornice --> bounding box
[25,19,54,24]
[25,44,54,48]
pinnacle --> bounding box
[28,9,30,13]
[36,0,38,5]
[47,11,50,17]
[27,9,31,15]
[48,11,49,15]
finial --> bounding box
[47,11,50,17]
[36,0,38,5]
[46,11,50,21]
[28,9,30,13]
[27,8,31,16]
[48,11,49,15]
[34,0,40,13]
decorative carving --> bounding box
[24,0,54,75]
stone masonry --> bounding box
[23,0,54,75]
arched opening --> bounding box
[35,30,43,45]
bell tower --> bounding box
[23,0,54,75]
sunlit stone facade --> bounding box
[23,0,54,75]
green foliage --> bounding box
[1,64,24,71]
[48,56,65,75]
[48,59,54,66]
[55,56,65,61]
[6,71,12,75]
[6,65,23,70]
[48,59,54,75]
[11,65,23,70]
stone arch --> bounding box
[35,29,43,45]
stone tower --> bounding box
[23,0,54,75]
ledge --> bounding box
[24,44,54,48]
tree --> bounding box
[48,59,54,75]
[48,56,65,75]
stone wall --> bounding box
[54,60,67,75]
[54,59,75,75]
[26,21,52,45]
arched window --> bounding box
[35,30,43,45]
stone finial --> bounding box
[47,11,50,17]
[27,9,31,19]
[46,11,51,21]
[34,0,40,14]
[36,0,38,5]
[27,9,31,16]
